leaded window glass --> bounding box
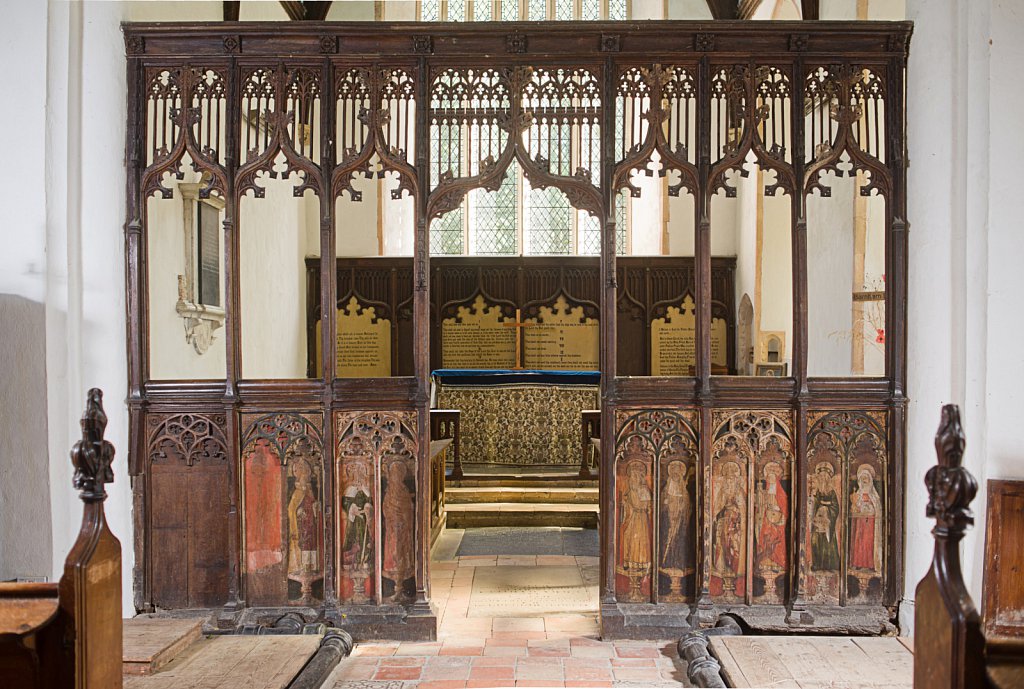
[471,164,519,255]
[422,0,630,257]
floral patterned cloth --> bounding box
[437,383,599,466]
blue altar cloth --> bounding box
[431,369,601,387]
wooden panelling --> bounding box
[148,413,231,609]
[984,480,1024,639]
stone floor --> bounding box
[325,527,693,689]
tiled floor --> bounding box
[325,530,693,689]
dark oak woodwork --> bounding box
[580,409,601,479]
[911,407,1024,689]
[0,389,122,688]
[306,256,735,377]
[429,409,460,542]
[913,405,984,689]
[122,20,912,637]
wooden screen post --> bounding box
[913,404,984,689]
[62,388,123,689]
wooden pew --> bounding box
[0,389,122,688]
[913,405,1024,689]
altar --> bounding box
[432,369,600,469]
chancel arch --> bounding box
[125,20,910,638]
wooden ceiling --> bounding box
[222,0,819,21]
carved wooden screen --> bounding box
[123,21,911,638]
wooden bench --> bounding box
[913,405,1024,689]
[0,388,122,688]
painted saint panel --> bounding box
[615,436,654,602]
[658,435,698,602]
[614,409,700,604]
[337,431,376,604]
[241,412,324,606]
[382,447,417,603]
[752,433,792,604]
[805,430,843,604]
[709,435,748,603]
[336,410,419,605]
[807,410,887,605]
[710,410,794,605]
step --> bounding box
[445,502,600,529]
[123,635,320,689]
[449,475,597,489]
[446,486,598,504]
[122,617,204,676]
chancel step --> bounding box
[445,502,599,529]
[448,474,597,489]
[446,486,598,504]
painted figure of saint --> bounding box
[712,460,745,578]
[810,461,841,571]
[382,459,414,586]
[660,459,692,571]
[286,457,322,602]
[245,438,283,572]
[755,461,787,573]
[341,460,372,569]
[620,460,653,569]
[849,463,883,572]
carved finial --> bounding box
[925,404,977,537]
[70,388,116,502]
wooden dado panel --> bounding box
[709,410,795,606]
[146,413,231,609]
[240,412,324,607]
[613,408,700,604]
[335,411,418,606]
[307,257,736,376]
[806,410,888,606]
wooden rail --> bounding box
[429,409,460,545]
[579,410,600,479]
[0,389,122,688]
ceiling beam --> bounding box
[305,1,333,20]
[801,0,819,19]
[223,1,240,21]
[704,0,740,20]
[279,0,307,20]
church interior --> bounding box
[1,0,1023,688]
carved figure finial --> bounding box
[925,404,977,537]
[70,388,116,502]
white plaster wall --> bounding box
[665,190,696,256]
[336,175,381,257]
[902,0,1024,635]
[145,172,228,380]
[239,172,314,379]
[0,0,52,581]
[629,155,665,255]
[761,190,793,366]
[666,0,712,19]
[732,165,759,362]
[806,177,856,376]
